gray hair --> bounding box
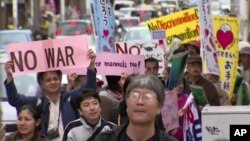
[125,75,165,106]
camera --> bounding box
[47,128,59,139]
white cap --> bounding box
[239,41,250,54]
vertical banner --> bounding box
[183,95,202,141]
[198,0,220,75]
[212,16,240,98]
[91,0,115,53]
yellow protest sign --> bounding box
[147,8,200,45]
[212,16,240,99]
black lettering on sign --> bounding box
[45,46,75,68]
[116,43,128,54]
[24,50,37,70]
[10,51,24,72]
[65,46,75,66]
[10,50,37,72]
[57,47,66,67]
[45,48,55,68]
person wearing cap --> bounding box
[205,73,231,105]
[95,75,178,141]
[4,50,97,141]
[186,55,220,108]
[239,41,250,84]
[181,40,200,56]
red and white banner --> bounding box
[198,0,220,75]
[183,94,202,141]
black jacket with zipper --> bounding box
[94,123,178,141]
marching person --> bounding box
[95,75,178,141]
[145,57,159,76]
[185,55,220,112]
[62,88,115,141]
[4,49,97,141]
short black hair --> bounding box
[122,74,138,97]
[145,57,159,68]
[36,70,62,85]
[76,88,101,109]
[106,75,122,93]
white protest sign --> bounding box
[115,39,165,74]
[198,0,220,74]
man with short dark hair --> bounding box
[62,88,115,141]
[145,57,159,76]
[4,49,97,141]
[186,55,220,107]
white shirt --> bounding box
[48,99,64,141]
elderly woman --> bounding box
[95,75,177,141]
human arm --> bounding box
[4,61,38,108]
[76,49,96,90]
[65,73,78,92]
[0,124,5,141]
[67,50,97,103]
[4,60,14,84]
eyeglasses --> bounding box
[127,91,157,101]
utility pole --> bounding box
[231,0,249,41]
[0,0,5,29]
[240,0,249,41]
[80,0,86,16]
[12,0,18,27]
[33,0,40,30]
[60,0,65,21]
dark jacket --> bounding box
[100,95,119,121]
[94,123,178,141]
[187,75,221,106]
[109,100,128,125]
[5,131,49,141]
[4,69,96,136]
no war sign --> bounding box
[7,35,90,75]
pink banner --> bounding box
[7,35,90,75]
[161,90,179,132]
[198,0,220,74]
[62,53,145,75]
